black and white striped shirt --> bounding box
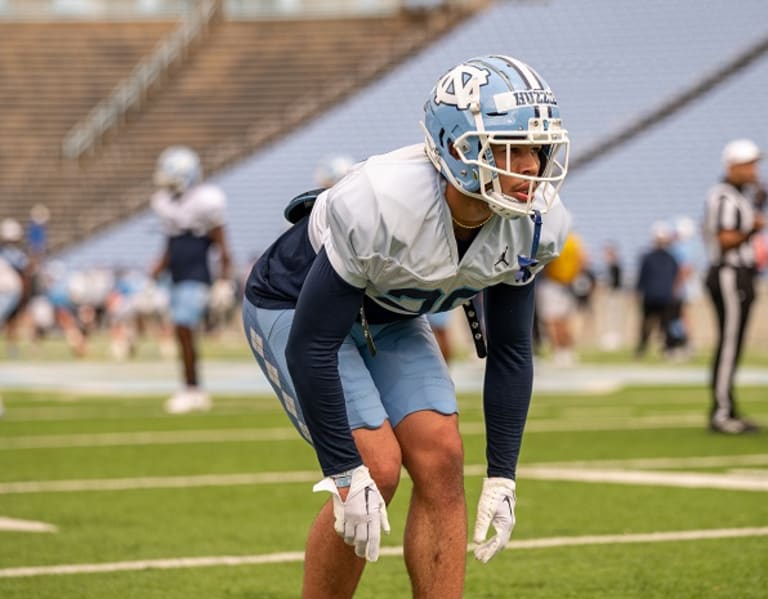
[703,182,758,268]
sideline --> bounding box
[1,527,766,578]
[1,361,768,396]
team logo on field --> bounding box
[434,65,489,110]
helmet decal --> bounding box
[434,65,489,110]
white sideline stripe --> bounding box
[0,517,58,533]
[0,414,706,450]
[4,457,768,494]
[1,527,767,578]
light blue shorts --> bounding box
[242,300,456,443]
[0,290,21,323]
[427,311,451,328]
[170,281,210,327]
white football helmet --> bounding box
[314,154,356,188]
[154,146,202,194]
[423,55,569,217]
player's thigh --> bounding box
[242,301,312,442]
[362,317,456,428]
[242,301,390,441]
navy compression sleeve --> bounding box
[482,280,536,479]
[285,247,365,476]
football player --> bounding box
[242,55,570,597]
[0,218,32,363]
[150,146,232,414]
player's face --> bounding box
[729,160,759,185]
[490,144,541,203]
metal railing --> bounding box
[60,0,221,160]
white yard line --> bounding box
[1,526,766,578]
[0,428,299,449]
[531,454,768,470]
[4,456,768,494]
[0,414,707,450]
[0,402,272,422]
[0,517,57,533]
[520,467,768,491]
[0,471,320,494]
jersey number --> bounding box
[376,286,478,314]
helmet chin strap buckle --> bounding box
[515,210,543,282]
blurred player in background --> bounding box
[635,221,680,358]
[536,230,583,366]
[703,138,765,434]
[668,215,700,357]
[599,241,624,350]
[150,146,233,414]
[0,218,33,359]
[314,154,356,189]
[242,55,570,598]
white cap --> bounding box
[651,220,673,244]
[721,139,761,168]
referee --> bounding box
[703,139,765,434]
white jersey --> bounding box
[308,144,570,316]
[151,183,227,237]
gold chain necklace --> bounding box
[452,213,494,229]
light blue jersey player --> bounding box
[242,55,570,597]
[150,146,232,414]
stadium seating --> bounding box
[1,5,471,252]
[15,0,768,277]
[0,21,172,228]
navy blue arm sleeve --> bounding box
[285,247,365,477]
[482,280,535,479]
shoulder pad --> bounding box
[284,188,327,224]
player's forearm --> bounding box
[718,228,758,251]
[482,282,536,479]
[483,342,533,479]
[286,336,362,475]
[150,250,170,278]
[286,248,365,476]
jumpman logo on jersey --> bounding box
[495,245,510,268]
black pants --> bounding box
[636,299,677,355]
[705,265,756,421]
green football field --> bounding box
[0,380,766,598]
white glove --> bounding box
[313,464,390,562]
[209,279,236,312]
[473,477,516,563]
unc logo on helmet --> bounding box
[423,55,570,218]
[434,65,490,110]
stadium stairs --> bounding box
[0,3,483,252]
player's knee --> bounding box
[366,457,402,502]
[408,434,465,494]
